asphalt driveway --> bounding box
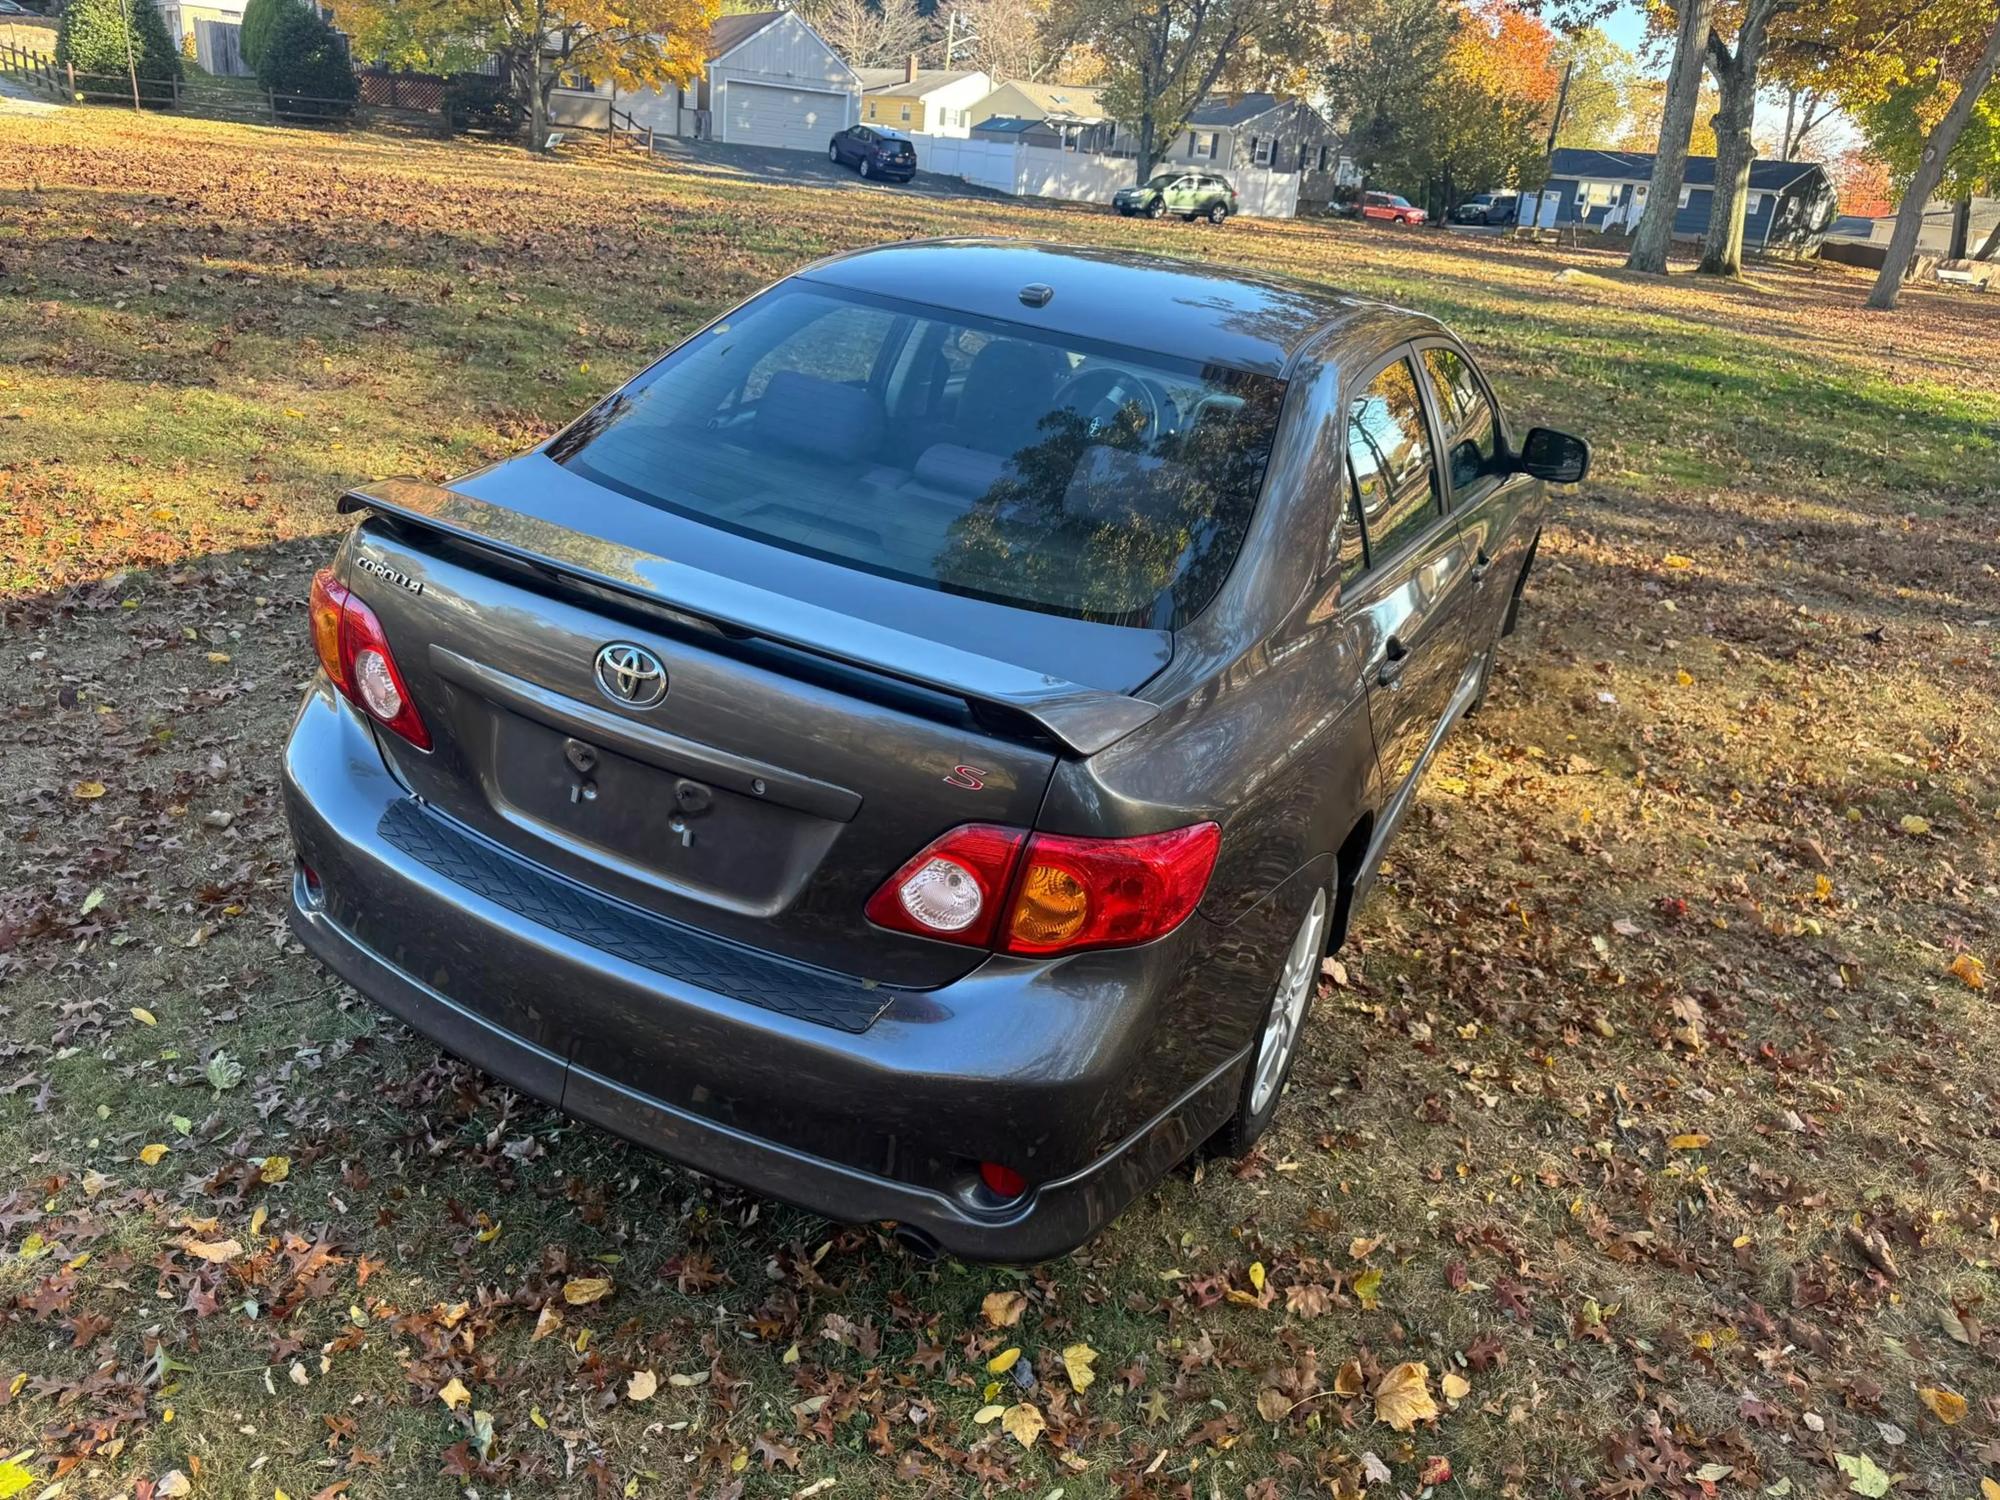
[641,134,1002,204]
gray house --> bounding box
[1540,147,1838,253]
[1153,94,1350,207]
[589,10,859,151]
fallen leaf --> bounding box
[1373,1361,1438,1432]
[986,1347,1021,1374]
[1000,1402,1045,1448]
[1663,553,1694,569]
[1256,1386,1292,1421]
[1669,1132,1712,1150]
[1441,1371,1471,1402]
[1420,1455,1453,1486]
[179,1236,243,1263]
[1981,1480,2000,1500]
[131,1006,157,1027]
[1248,1260,1266,1292]
[626,1370,657,1402]
[562,1276,613,1305]
[1834,1452,1893,1497]
[1353,1266,1382,1309]
[1897,815,1931,836]
[1915,1387,1964,1425]
[155,1474,191,1499]
[258,1155,290,1184]
[72,781,107,800]
[139,1143,169,1166]
[0,1459,34,1499]
[973,1403,1005,1423]
[1946,953,1985,990]
[438,1377,470,1410]
[1060,1342,1097,1393]
[980,1289,1026,1328]
[1333,1360,1365,1397]
[532,1303,564,1341]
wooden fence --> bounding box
[0,40,447,131]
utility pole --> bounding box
[121,0,141,111]
[1543,57,1573,157]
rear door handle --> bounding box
[1378,635,1410,687]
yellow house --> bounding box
[853,59,990,138]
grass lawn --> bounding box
[1,103,1997,1500]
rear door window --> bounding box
[549,283,1289,628]
[1346,357,1443,567]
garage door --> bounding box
[722,82,846,152]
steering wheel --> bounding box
[1054,366,1162,440]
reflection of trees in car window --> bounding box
[1346,359,1440,567]
[933,376,1287,627]
[1420,347,1498,495]
[742,304,900,400]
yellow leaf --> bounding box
[1257,1386,1293,1421]
[1675,669,1694,686]
[1442,1371,1471,1402]
[139,1143,169,1165]
[249,1204,267,1238]
[131,1007,158,1026]
[72,781,107,800]
[1348,1236,1381,1260]
[562,1276,613,1306]
[986,1346,1021,1374]
[1248,1261,1266,1292]
[0,1459,33,1499]
[973,1404,1006,1424]
[532,1304,564,1341]
[476,1217,502,1243]
[438,1377,470,1410]
[1333,1360,1365,1397]
[1061,1342,1097,1393]
[1916,1386,1965,1425]
[626,1370,658,1402]
[179,1236,243,1263]
[1373,1361,1438,1432]
[529,1405,548,1429]
[258,1155,290,1184]
[1663,554,1694,569]
[1981,1479,2000,1500]
[1947,953,1986,991]
[1353,1266,1382,1310]
[1669,1133,1711,1150]
[1898,814,1932,835]
[980,1289,1026,1327]
[1001,1402,1045,1448]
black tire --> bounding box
[1212,887,1330,1158]
[1207,201,1227,225]
[1146,199,1165,219]
[828,142,839,162]
[858,157,871,179]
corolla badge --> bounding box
[594,643,667,708]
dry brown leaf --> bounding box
[561,1276,613,1305]
[626,1370,657,1402]
[980,1289,1026,1328]
[1916,1386,1964,1425]
[1333,1359,1365,1397]
[531,1303,564,1341]
[179,1237,243,1263]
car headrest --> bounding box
[1062,445,1182,524]
[755,370,884,463]
[911,443,1013,498]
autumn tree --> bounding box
[1056,0,1317,181]
[1616,75,1719,153]
[1857,55,2000,260]
[934,0,1103,81]
[1697,0,1793,276]
[1322,0,1460,187]
[1826,143,1893,214]
[1551,27,1637,149]
[333,0,716,147]
[797,0,932,68]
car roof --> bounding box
[796,239,1436,377]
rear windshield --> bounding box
[549,283,1287,627]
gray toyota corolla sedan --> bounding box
[283,239,1587,1261]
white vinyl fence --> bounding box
[913,135,1302,219]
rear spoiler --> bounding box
[339,478,1161,757]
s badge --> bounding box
[943,765,987,791]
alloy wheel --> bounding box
[1248,889,1328,1114]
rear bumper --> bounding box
[282,686,1249,1261]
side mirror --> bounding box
[1516,427,1590,486]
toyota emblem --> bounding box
[593,643,667,708]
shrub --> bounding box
[444,72,521,136]
[238,0,279,69]
[255,2,357,120]
[56,0,182,101]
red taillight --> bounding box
[1002,823,1220,955]
[865,821,1220,956]
[309,566,431,750]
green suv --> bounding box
[1113,171,1239,224]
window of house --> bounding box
[1678,184,1692,208]
[1189,130,1216,159]
[1298,141,1311,171]
[900,105,911,121]
[1578,181,1620,212]
[1251,135,1274,166]
[1746,190,1765,212]
[1346,359,1442,568]
[1318,145,1333,172]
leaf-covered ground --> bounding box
[1,104,1996,1500]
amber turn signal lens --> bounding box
[1009,862,1089,948]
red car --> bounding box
[1360,191,1427,225]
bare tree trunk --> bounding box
[1948,196,1972,258]
[1627,0,1716,274]
[1867,15,2000,309]
[1977,216,2000,260]
[1697,0,1777,278]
